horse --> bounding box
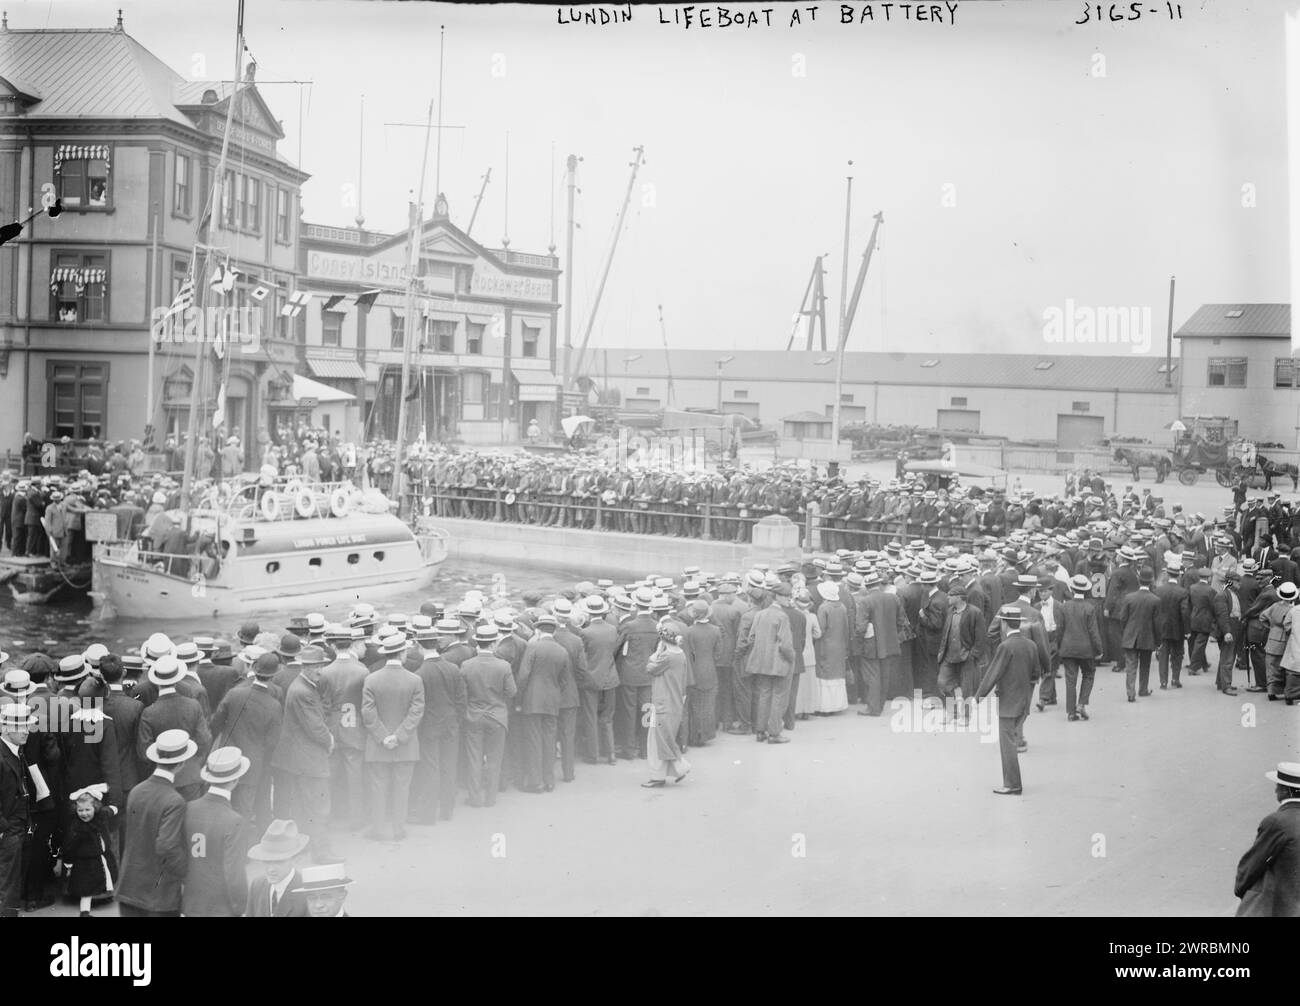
[1113,446,1172,483]
[1257,454,1299,492]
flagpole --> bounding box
[146,201,158,433]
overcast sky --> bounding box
[11,0,1293,357]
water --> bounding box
[1,559,568,657]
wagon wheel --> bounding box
[1214,466,1233,488]
[1177,467,1199,486]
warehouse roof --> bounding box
[1174,303,1289,339]
[607,349,1178,393]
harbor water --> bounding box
[1,559,567,657]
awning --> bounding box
[306,357,366,380]
[467,314,495,324]
[293,373,355,403]
[517,384,559,403]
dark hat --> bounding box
[252,653,281,679]
[1138,567,1154,584]
[247,819,310,862]
[276,634,302,659]
[298,645,329,666]
[237,621,260,645]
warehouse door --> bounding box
[937,409,980,433]
[1056,413,1105,448]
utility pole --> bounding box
[658,303,675,409]
[466,167,491,237]
[562,153,580,387]
[571,144,644,384]
[1165,275,1175,389]
[830,164,853,464]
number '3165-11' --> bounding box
[1076,3,1182,23]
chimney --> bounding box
[114,9,123,31]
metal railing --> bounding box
[402,486,812,546]
[96,542,207,580]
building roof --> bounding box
[0,27,193,126]
[608,349,1178,393]
[1174,303,1289,340]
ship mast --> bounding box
[180,0,246,512]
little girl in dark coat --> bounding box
[62,784,118,917]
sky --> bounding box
[8,0,1295,358]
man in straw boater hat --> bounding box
[361,629,424,841]
[290,860,355,917]
[210,652,283,831]
[975,606,1039,796]
[246,819,311,917]
[117,728,196,917]
[182,746,253,917]
[460,623,515,809]
[320,624,369,832]
[0,702,37,916]
[1233,761,1300,916]
[269,645,340,863]
[137,654,211,802]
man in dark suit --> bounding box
[361,631,425,841]
[1235,560,1268,691]
[1057,575,1103,721]
[1155,561,1190,689]
[182,747,252,917]
[461,625,516,808]
[1243,574,1280,694]
[1118,567,1162,701]
[1212,571,1244,696]
[136,656,211,801]
[551,605,586,782]
[615,595,659,756]
[269,646,337,863]
[117,728,194,917]
[193,637,241,713]
[210,654,283,831]
[1186,568,1217,676]
[96,655,142,853]
[320,629,369,831]
[0,703,35,917]
[976,607,1039,795]
[1234,762,1300,916]
[407,626,466,824]
[2,668,61,912]
[245,819,310,917]
[935,583,986,723]
[516,613,567,793]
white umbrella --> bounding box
[1166,420,1187,432]
[561,415,595,438]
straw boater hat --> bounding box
[289,861,354,894]
[1264,762,1300,788]
[56,654,88,684]
[200,746,251,785]
[82,643,109,669]
[1069,574,1091,594]
[141,633,175,663]
[145,727,198,765]
[377,630,407,655]
[474,624,500,645]
[148,654,187,688]
[174,641,202,665]
[1,669,37,698]
[817,581,840,602]
[0,703,37,729]
[247,819,310,862]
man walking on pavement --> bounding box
[976,606,1038,796]
[1212,569,1244,696]
[1118,566,1161,701]
[1155,559,1190,689]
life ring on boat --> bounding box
[261,492,283,521]
[329,488,352,518]
[294,489,317,519]
[284,478,304,498]
[504,491,517,506]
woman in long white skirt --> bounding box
[794,591,821,717]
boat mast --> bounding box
[180,0,246,512]
[392,96,435,516]
[569,144,644,386]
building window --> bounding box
[243,176,261,233]
[50,252,108,323]
[1072,401,1090,412]
[55,147,110,210]
[1034,360,1055,371]
[221,170,236,228]
[276,189,291,243]
[733,390,749,400]
[48,362,107,439]
[1275,358,1297,389]
[430,320,456,354]
[950,396,967,407]
[839,393,854,404]
[424,261,455,280]
[455,266,472,294]
[1207,357,1246,387]
[466,322,485,355]
[322,311,343,348]
[173,153,192,217]
[171,257,191,302]
[391,310,405,350]
[521,324,540,358]
[463,371,485,405]
[635,386,650,396]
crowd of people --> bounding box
[1,502,1299,915]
